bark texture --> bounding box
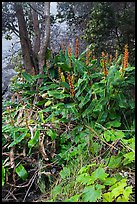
[37,2,50,85]
[31,2,40,74]
[14,3,35,75]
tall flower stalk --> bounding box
[123,44,129,69]
[86,50,91,65]
[61,42,65,55]
[67,72,75,97]
[68,44,72,67]
[75,37,79,59]
[120,44,129,73]
[102,51,108,76]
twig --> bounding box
[4,189,18,202]
[23,172,38,202]
[85,124,118,150]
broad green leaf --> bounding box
[22,71,33,82]
[75,80,88,98]
[78,163,96,174]
[47,90,70,99]
[15,164,28,181]
[2,166,5,186]
[123,151,135,165]
[82,185,102,202]
[111,186,124,199]
[113,130,125,140]
[82,99,97,117]
[91,167,109,181]
[28,129,40,148]
[60,82,70,89]
[107,155,122,169]
[8,130,28,148]
[116,195,128,202]
[123,186,132,199]
[103,177,117,186]
[52,185,62,198]
[104,130,111,142]
[79,90,92,108]
[76,173,94,185]
[106,120,121,128]
[102,192,113,202]
[109,178,127,191]
[64,194,80,202]
[40,83,59,91]
[46,129,57,140]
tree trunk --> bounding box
[31,2,40,74]
[14,2,35,75]
[37,2,50,86]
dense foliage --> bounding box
[83,2,135,65]
[2,40,135,202]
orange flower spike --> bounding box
[68,44,72,57]
[115,50,118,61]
[103,59,108,76]
[102,51,105,58]
[67,72,75,97]
[61,42,65,55]
[75,37,79,59]
[68,44,72,67]
[123,44,128,69]
[86,50,91,65]
[120,57,125,73]
[58,67,61,80]
[109,54,113,66]
[105,53,109,64]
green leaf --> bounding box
[91,167,109,181]
[113,130,125,140]
[46,129,57,140]
[38,179,46,193]
[123,186,132,199]
[22,71,33,83]
[123,151,135,165]
[47,90,70,99]
[64,194,81,202]
[79,90,92,108]
[116,195,128,202]
[60,82,70,89]
[28,129,40,148]
[44,100,52,107]
[104,130,111,142]
[8,130,28,148]
[102,192,113,202]
[2,166,5,186]
[106,120,121,128]
[109,178,127,191]
[60,167,70,179]
[39,111,45,123]
[107,155,122,169]
[78,163,96,174]
[76,173,94,185]
[15,164,28,181]
[52,185,62,198]
[103,177,117,186]
[40,83,59,91]
[82,185,102,202]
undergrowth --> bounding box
[2,43,135,202]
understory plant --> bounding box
[2,42,135,202]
